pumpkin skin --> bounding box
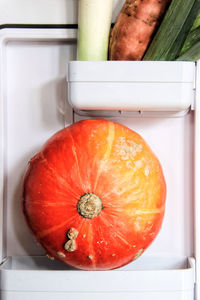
[23,119,166,270]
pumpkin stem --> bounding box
[77,193,103,219]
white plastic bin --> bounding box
[0,256,195,300]
[68,61,195,112]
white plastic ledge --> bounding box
[67,61,195,113]
[0,256,195,300]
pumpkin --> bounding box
[23,119,166,270]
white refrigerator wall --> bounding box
[0,0,124,25]
[2,34,194,259]
[4,36,76,257]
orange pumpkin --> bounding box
[23,119,166,270]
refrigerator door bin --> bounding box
[0,256,195,300]
[0,28,197,300]
[67,61,195,113]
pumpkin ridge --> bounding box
[100,181,138,200]
[30,201,72,207]
[68,131,86,191]
[86,222,97,268]
[99,214,133,248]
[93,122,115,192]
[37,215,77,239]
[74,217,86,236]
[39,153,80,200]
[108,184,140,198]
[134,207,165,215]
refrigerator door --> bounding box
[0,1,198,299]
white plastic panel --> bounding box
[69,61,195,82]
[0,291,194,300]
[68,61,195,112]
[0,0,124,25]
[0,256,195,300]
[1,257,194,291]
[194,60,200,300]
[0,28,77,260]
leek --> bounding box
[178,12,200,57]
[178,25,200,57]
[176,41,200,61]
[77,0,114,61]
[191,12,200,30]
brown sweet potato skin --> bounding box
[109,0,171,60]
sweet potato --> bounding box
[109,0,171,60]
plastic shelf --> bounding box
[0,256,195,300]
[67,61,196,116]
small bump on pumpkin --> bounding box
[64,239,76,252]
[88,255,93,260]
[46,254,55,260]
[57,251,66,258]
[111,254,116,257]
[115,137,142,161]
[133,249,143,261]
[135,160,143,168]
[67,228,79,240]
[82,234,86,238]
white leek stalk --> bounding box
[77,0,114,61]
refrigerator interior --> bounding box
[0,27,197,299]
